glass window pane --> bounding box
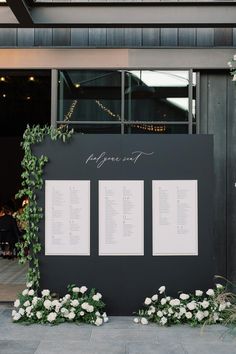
[124,124,188,134]
[57,124,121,134]
[58,70,121,122]
[124,70,189,122]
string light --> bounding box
[28,76,35,82]
[0,76,6,82]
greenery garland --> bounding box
[16,125,74,287]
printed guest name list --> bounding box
[45,180,90,255]
[99,180,144,256]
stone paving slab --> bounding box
[0,308,236,354]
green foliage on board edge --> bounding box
[16,125,74,288]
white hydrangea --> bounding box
[81,302,89,310]
[87,305,94,313]
[47,312,57,323]
[179,307,186,315]
[168,308,174,315]
[26,306,32,314]
[22,289,28,296]
[169,299,180,306]
[41,289,50,297]
[185,312,192,319]
[92,294,100,302]
[160,316,167,325]
[71,299,79,307]
[179,293,190,301]
[28,289,34,296]
[43,300,52,310]
[23,301,30,307]
[195,290,203,297]
[195,311,204,321]
[157,311,163,318]
[68,312,76,320]
[201,300,209,309]
[95,317,103,326]
[187,301,196,311]
[32,297,38,306]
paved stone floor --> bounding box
[0,304,236,354]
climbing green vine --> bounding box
[16,125,74,288]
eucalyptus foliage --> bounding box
[16,125,74,287]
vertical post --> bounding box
[121,70,125,134]
[51,69,58,128]
[188,69,193,134]
[196,71,200,134]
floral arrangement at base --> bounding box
[12,283,108,326]
[134,282,234,327]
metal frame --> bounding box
[55,69,196,134]
[2,1,236,28]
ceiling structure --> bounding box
[1,1,236,28]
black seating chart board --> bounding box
[35,134,214,315]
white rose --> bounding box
[19,308,25,316]
[14,299,20,308]
[72,287,80,293]
[168,308,173,315]
[216,284,224,289]
[166,296,171,301]
[160,316,167,325]
[92,295,100,302]
[12,310,17,317]
[158,286,166,294]
[219,303,226,312]
[22,289,28,296]
[52,300,60,307]
[206,289,214,296]
[64,294,71,300]
[103,316,109,323]
[95,317,103,326]
[41,289,50,297]
[61,308,69,316]
[157,311,163,318]
[87,305,94,313]
[96,292,102,300]
[195,311,204,321]
[36,311,42,319]
[201,300,209,309]
[204,310,209,317]
[80,286,88,294]
[185,312,192,319]
[26,306,32,314]
[13,313,21,321]
[179,307,186,315]
[80,311,85,316]
[195,290,203,297]
[68,312,76,320]
[140,317,148,325]
[170,299,180,306]
[149,306,155,314]
[32,297,38,306]
[187,302,196,311]
[161,298,167,305]
[44,300,52,310]
[81,302,89,310]
[151,294,158,301]
[26,281,33,288]
[23,301,30,307]
[71,299,79,307]
[28,290,34,296]
[144,297,152,305]
[179,293,189,301]
[47,312,57,323]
